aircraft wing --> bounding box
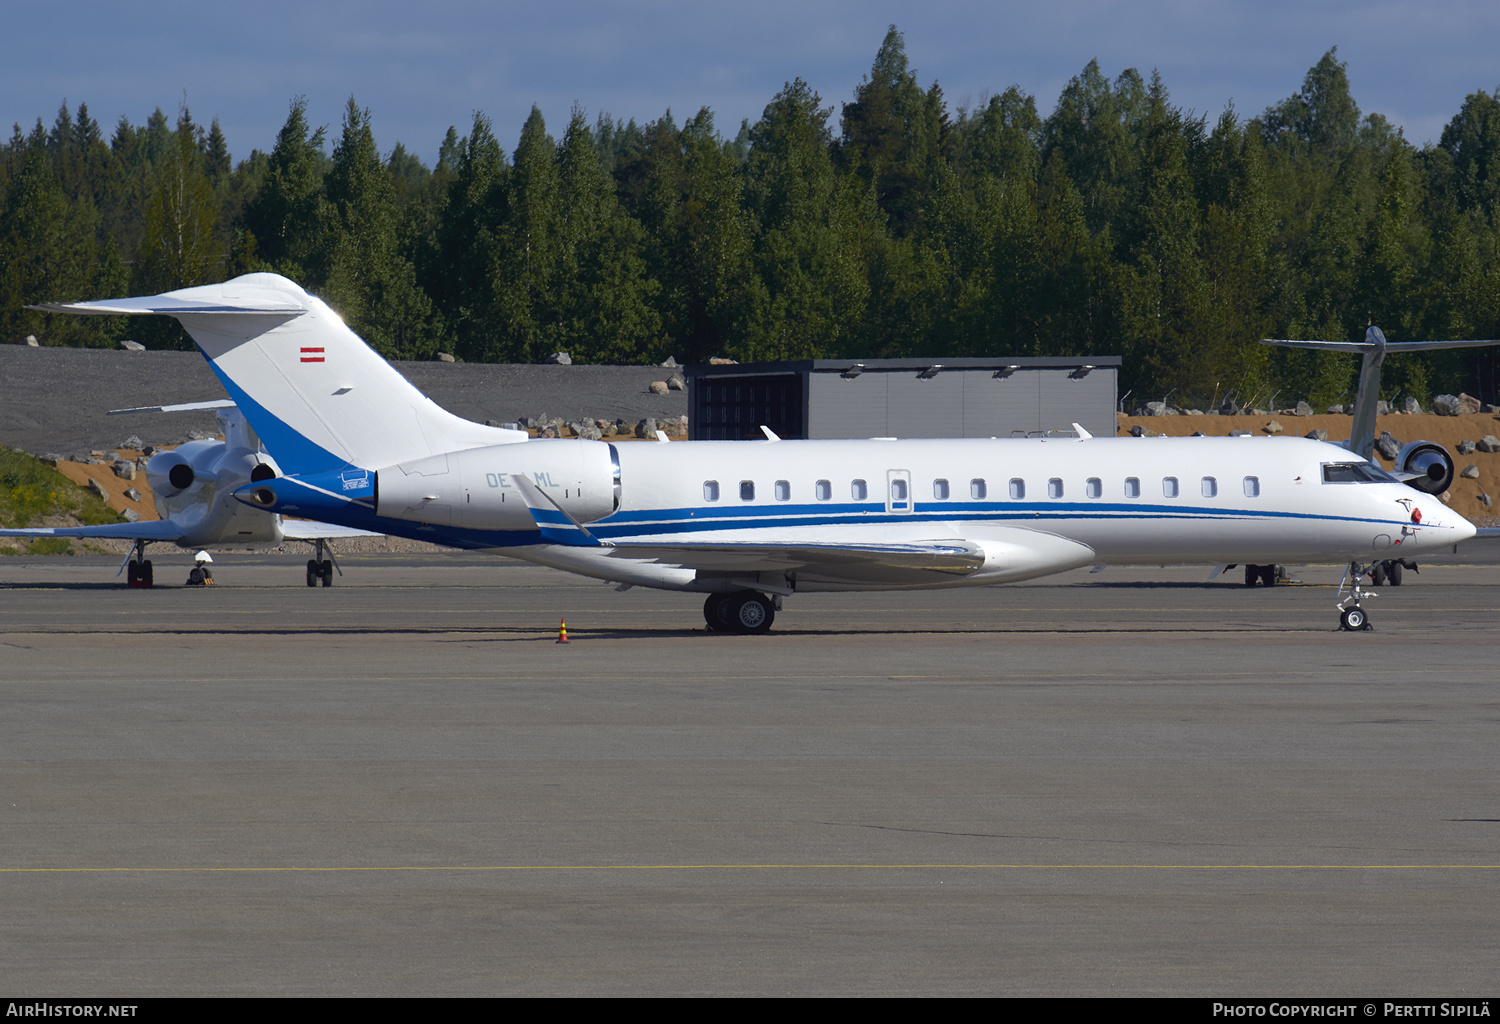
[279,520,382,540]
[0,521,186,541]
[604,539,985,575]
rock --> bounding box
[1190,430,1206,437]
[121,508,141,522]
[1480,493,1493,508]
[1185,408,1203,416]
[545,351,571,365]
[1228,430,1253,437]
[71,452,97,464]
[436,352,455,362]
[25,335,38,347]
[124,488,142,501]
[86,479,108,500]
[1376,400,1390,416]
[188,430,207,440]
[1458,440,1477,455]
[1294,401,1313,416]
[708,357,737,365]
[118,340,145,351]
[1458,393,1482,415]
[1461,465,1480,479]
[1218,398,1238,415]
[121,435,144,451]
[1477,435,1500,454]
[659,357,679,368]
[111,460,135,480]
[1143,401,1168,416]
[1327,404,1345,414]
[667,373,686,391]
[1305,429,1328,441]
[1129,425,1155,437]
[576,422,603,441]
[1376,431,1403,460]
[1432,394,1461,416]
[1263,420,1283,435]
[1404,396,1423,415]
[649,380,669,395]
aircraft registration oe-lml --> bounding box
[29,273,1496,633]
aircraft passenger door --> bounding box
[886,469,913,513]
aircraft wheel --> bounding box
[703,593,733,631]
[1244,564,1259,586]
[306,559,319,587]
[1387,560,1403,586]
[141,560,153,587]
[187,567,206,586]
[1340,606,1370,631]
[729,592,774,634]
[1371,562,1387,586]
[320,560,333,587]
[1260,564,1277,587]
[126,561,138,585]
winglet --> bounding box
[510,474,604,547]
[760,425,781,442]
[1072,422,1093,440]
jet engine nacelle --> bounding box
[375,440,617,532]
[1393,440,1455,494]
[145,449,198,497]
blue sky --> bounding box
[6,1,1498,164]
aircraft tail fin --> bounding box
[33,273,526,475]
[1261,329,1500,460]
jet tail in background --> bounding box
[30,274,527,476]
[1261,328,1500,460]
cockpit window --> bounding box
[1322,462,1395,483]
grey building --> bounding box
[686,357,1119,441]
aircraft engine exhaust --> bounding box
[1394,441,1455,494]
[146,451,195,497]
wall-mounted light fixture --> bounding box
[1068,365,1095,379]
[917,364,944,379]
[991,365,1019,379]
[841,363,864,379]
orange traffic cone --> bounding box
[556,618,570,644]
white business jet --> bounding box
[0,401,374,586]
[28,274,1485,630]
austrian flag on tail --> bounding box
[300,347,325,363]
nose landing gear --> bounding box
[1336,560,1377,631]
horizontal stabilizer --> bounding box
[27,297,304,317]
[109,400,238,416]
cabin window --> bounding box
[890,478,908,501]
[1086,477,1102,498]
[1048,478,1064,498]
[774,480,790,501]
[1201,476,1218,498]
[1124,477,1141,498]
[852,479,868,500]
[703,480,719,502]
[1243,476,1260,497]
[1009,478,1026,499]
[1162,477,1179,498]
[971,478,987,499]
[815,479,831,501]
[739,480,755,501]
[933,478,949,499]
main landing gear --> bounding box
[1370,559,1416,587]
[305,538,340,587]
[122,538,153,587]
[1242,563,1283,587]
[1336,560,1379,631]
[703,591,776,634]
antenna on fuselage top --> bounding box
[1260,329,1500,460]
